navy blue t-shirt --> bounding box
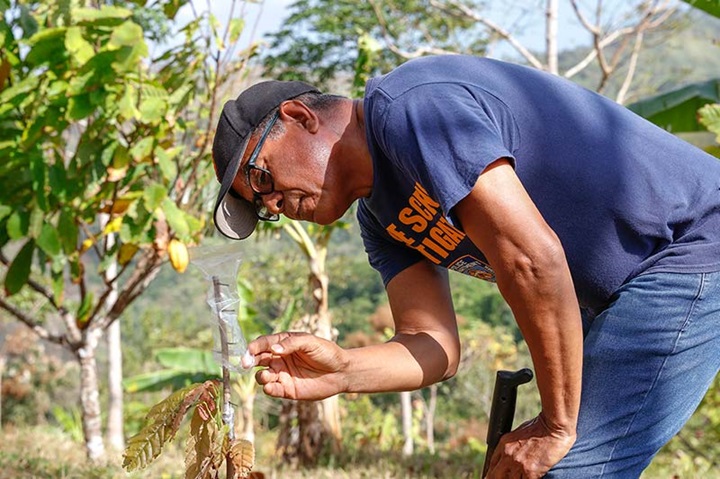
[358,55,720,310]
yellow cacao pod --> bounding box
[168,239,189,273]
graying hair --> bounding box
[256,92,346,141]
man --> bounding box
[212,55,720,478]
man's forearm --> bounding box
[342,332,457,394]
[498,253,583,433]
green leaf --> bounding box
[28,207,44,239]
[123,369,213,393]
[627,79,720,133]
[25,27,67,67]
[682,0,720,18]
[229,18,245,44]
[139,96,166,124]
[68,93,95,120]
[0,205,10,222]
[6,210,29,240]
[118,85,139,120]
[4,239,34,296]
[156,348,220,374]
[57,209,78,254]
[698,103,720,142]
[130,137,154,162]
[76,292,94,326]
[30,155,47,210]
[162,198,189,238]
[162,0,186,20]
[167,84,193,110]
[109,20,144,49]
[51,268,64,306]
[143,183,167,211]
[65,26,94,65]
[155,147,177,181]
[74,6,132,24]
[37,224,62,257]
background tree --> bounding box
[263,0,487,90]
[0,0,258,461]
[262,0,685,102]
[255,218,349,465]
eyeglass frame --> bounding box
[229,111,281,222]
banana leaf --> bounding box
[682,0,720,18]
[627,79,720,133]
[123,348,221,393]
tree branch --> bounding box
[615,29,644,104]
[546,0,559,75]
[0,296,68,347]
[562,27,634,78]
[93,249,162,332]
[434,0,544,70]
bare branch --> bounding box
[570,0,600,35]
[546,0,559,74]
[434,0,544,70]
[93,249,163,332]
[615,30,645,104]
[563,27,634,78]
[0,296,68,347]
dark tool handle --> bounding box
[481,368,534,478]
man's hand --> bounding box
[243,332,349,401]
[486,413,576,478]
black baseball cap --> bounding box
[212,80,320,240]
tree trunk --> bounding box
[545,0,559,74]
[106,319,124,450]
[238,388,255,442]
[426,384,437,454]
[77,332,106,462]
[104,228,124,451]
[314,288,342,452]
[401,390,413,456]
[0,353,5,429]
[276,237,342,465]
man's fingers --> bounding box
[255,368,278,385]
[243,332,313,368]
[248,332,311,355]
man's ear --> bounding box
[279,100,319,133]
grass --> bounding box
[0,425,717,479]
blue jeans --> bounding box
[546,271,720,478]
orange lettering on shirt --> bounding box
[398,207,428,232]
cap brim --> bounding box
[214,190,258,240]
[213,134,258,240]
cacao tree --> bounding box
[0,0,259,461]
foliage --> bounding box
[123,347,221,393]
[0,0,259,460]
[124,379,256,478]
[682,0,720,18]
[699,102,720,143]
[124,380,219,471]
[262,0,488,92]
[626,78,720,133]
[0,0,208,304]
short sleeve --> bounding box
[375,83,519,216]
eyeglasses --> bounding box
[231,112,280,222]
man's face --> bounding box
[231,102,347,225]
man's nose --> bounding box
[261,191,284,215]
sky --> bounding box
[168,0,657,65]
